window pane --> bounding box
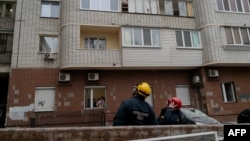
[85,38,89,48]
[179,1,187,16]
[99,39,106,49]
[136,0,143,13]
[225,27,234,44]
[224,83,235,102]
[165,0,173,15]
[176,31,183,46]
[82,0,89,9]
[91,0,100,10]
[243,0,250,12]
[236,0,243,12]
[41,4,51,17]
[0,34,7,53]
[51,4,59,18]
[152,29,160,46]
[241,28,250,45]
[123,28,133,45]
[110,0,118,11]
[89,38,98,49]
[143,29,151,46]
[173,0,179,16]
[229,0,237,11]
[85,88,91,108]
[184,31,192,47]
[192,31,200,48]
[233,27,241,44]
[101,0,109,10]
[217,0,224,10]
[223,0,230,11]
[134,28,142,45]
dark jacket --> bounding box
[158,107,195,125]
[113,95,158,126]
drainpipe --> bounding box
[16,0,24,68]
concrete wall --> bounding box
[0,125,223,141]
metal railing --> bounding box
[128,131,224,141]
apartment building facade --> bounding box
[0,0,250,127]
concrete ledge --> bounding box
[0,125,223,141]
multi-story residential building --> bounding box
[0,0,250,127]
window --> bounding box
[176,85,191,106]
[161,0,192,16]
[0,2,16,18]
[34,87,55,112]
[39,36,58,53]
[175,30,201,48]
[84,38,106,49]
[41,2,60,18]
[221,82,236,102]
[84,86,106,109]
[216,0,250,13]
[123,27,160,47]
[81,0,119,12]
[225,27,250,45]
[0,33,13,54]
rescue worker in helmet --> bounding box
[158,97,195,125]
[113,82,158,126]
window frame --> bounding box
[34,87,56,112]
[175,30,201,48]
[224,27,250,45]
[39,36,59,53]
[216,0,250,13]
[80,0,119,12]
[122,27,161,47]
[221,81,237,103]
[0,2,16,18]
[84,86,106,109]
[84,37,106,49]
[40,1,60,18]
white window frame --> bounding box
[34,87,55,112]
[41,2,60,18]
[80,0,119,12]
[122,27,161,47]
[221,82,236,103]
[216,0,250,13]
[225,27,250,45]
[84,86,106,109]
[176,85,191,106]
[84,37,106,49]
[175,30,201,48]
[39,36,58,53]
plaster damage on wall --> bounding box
[8,104,34,120]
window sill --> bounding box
[176,47,202,50]
[223,45,250,51]
[123,46,161,48]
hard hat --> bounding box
[136,82,151,97]
[171,97,182,109]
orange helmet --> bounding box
[171,97,182,109]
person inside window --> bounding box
[96,97,105,107]
[113,82,158,126]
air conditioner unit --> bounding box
[59,73,70,82]
[192,75,200,84]
[44,53,55,60]
[88,73,99,81]
[208,69,219,77]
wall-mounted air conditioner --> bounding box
[88,73,99,81]
[44,53,55,60]
[208,69,219,77]
[59,73,70,82]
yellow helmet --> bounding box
[136,82,151,97]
